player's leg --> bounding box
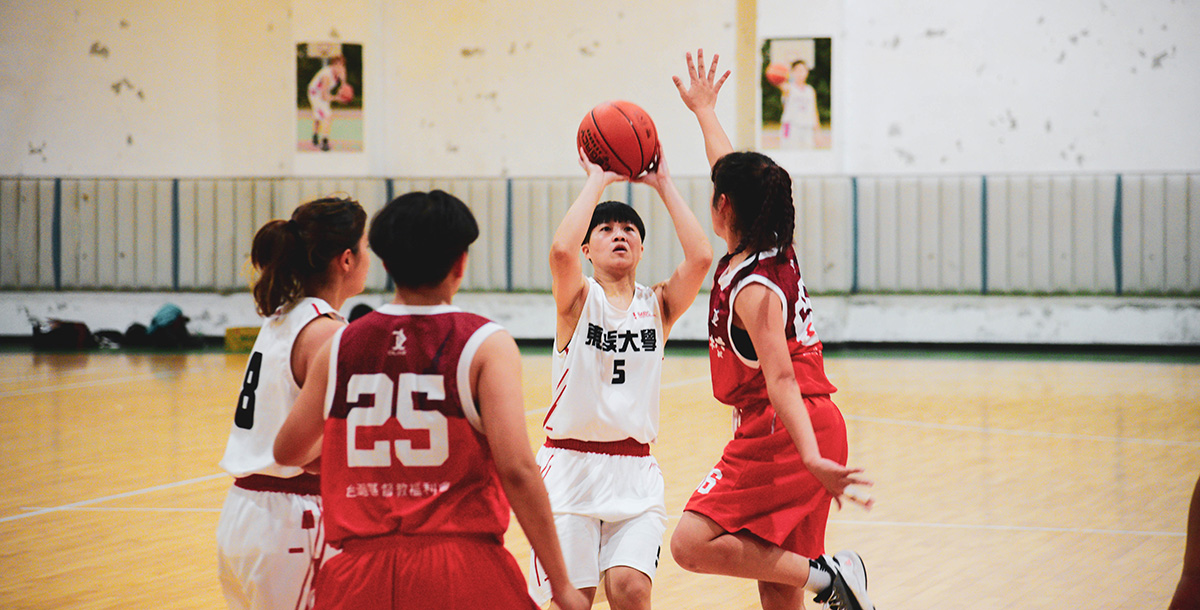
[529,512,601,607]
[757,581,806,610]
[603,567,651,610]
[599,510,665,610]
[671,510,811,585]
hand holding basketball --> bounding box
[577,146,625,185]
[336,83,354,103]
[632,144,670,191]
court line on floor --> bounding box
[0,373,165,399]
[659,512,1182,537]
[826,518,1185,538]
[0,367,101,384]
[0,473,226,524]
[20,506,222,514]
[844,414,1200,448]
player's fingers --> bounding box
[685,51,696,77]
[672,75,686,94]
[696,49,706,76]
[714,70,731,93]
[708,53,720,80]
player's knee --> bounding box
[669,528,705,573]
[605,569,651,610]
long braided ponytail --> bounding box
[711,151,795,257]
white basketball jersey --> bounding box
[544,277,663,444]
[219,297,340,478]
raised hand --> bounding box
[672,48,731,114]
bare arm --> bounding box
[733,284,871,507]
[549,151,624,348]
[472,331,587,610]
[636,150,713,337]
[673,49,733,168]
[291,315,345,387]
[274,337,332,468]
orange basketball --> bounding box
[337,83,354,102]
[765,62,789,86]
[577,101,659,178]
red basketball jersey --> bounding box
[320,304,510,547]
[708,247,837,412]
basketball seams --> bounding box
[577,100,657,178]
[589,108,635,177]
[608,103,646,178]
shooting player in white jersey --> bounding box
[529,146,712,610]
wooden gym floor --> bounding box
[0,345,1196,609]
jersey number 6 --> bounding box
[344,372,449,468]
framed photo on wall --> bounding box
[296,42,363,153]
[760,37,831,151]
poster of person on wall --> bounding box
[297,42,362,153]
[761,38,831,150]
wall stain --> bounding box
[111,78,136,95]
[89,42,110,59]
[28,142,47,162]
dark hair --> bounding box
[583,201,646,246]
[711,151,795,256]
[369,190,479,288]
[250,196,367,316]
[791,59,808,69]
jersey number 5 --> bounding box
[612,359,626,384]
[345,373,449,468]
[234,352,263,430]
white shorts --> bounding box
[216,485,327,610]
[527,445,667,604]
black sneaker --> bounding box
[311,133,319,146]
[320,138,330,151]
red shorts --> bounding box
[684,395,848,559]
[314,533,538,610]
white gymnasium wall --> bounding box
[0,0,737,179]
[4,1,1198,178]
[0,1,295,177]
[836,0,1200,175]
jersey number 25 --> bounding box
[344,373,449,468]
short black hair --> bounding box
[369,190,479,288]
[583,201,646,245]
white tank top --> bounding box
[219,297,340,478]
[544,277,663,444]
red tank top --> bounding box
[708,247,837,413]
[320,303,509,546]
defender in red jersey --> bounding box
[274,190,586,610]
[668,50,877,610]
